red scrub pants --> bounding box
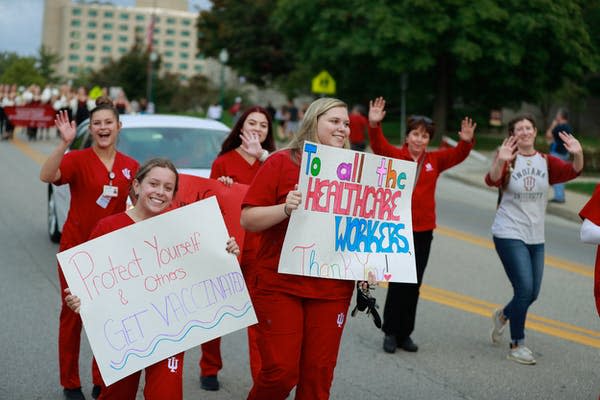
[58,265,103,389]
[247,289,351,400]
[98,353,184,400]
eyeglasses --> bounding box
[408,115,433,124]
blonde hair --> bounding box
[287,97,348,162]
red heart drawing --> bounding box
[384,274,392,281]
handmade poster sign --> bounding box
[57,196,257,385]
[280,141,417,283]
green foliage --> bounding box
[0,57,45,86]
[37,45,61,84]
[566,181,598,195]
[196,0,293,85]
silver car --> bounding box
[47,114,229,243]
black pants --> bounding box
[382,230,433,340]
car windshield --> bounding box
[116,127,225,169]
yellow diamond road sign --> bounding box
[312,70,336,95]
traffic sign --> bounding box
[312,70,336,95]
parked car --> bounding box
[47,114,229,243]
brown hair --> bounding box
[135,158,179,194]
[406,115,435,139]
[90,95,120,122]
[507,114,536,136]
[218,106,276,156]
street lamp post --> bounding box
[219,49,229,112]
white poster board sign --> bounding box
[57,196,257,385]
[280,141,417,283]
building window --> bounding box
[182,19,191,26]
[69,54,80,61]
[165,50,174,57]
[135,26,144,33]
[72,8,82,16]
[194,64,203,72]
[88,9,97,17]
[69,42,80,50]
[181,30,190,37]
[103,33,112,41]
[167,17,176,24]
[153,27,160,34]
[88,21,97,28]
[68,65,78,73]
[119,35,128,42]
[85,55,95,62]
[165,39,175,47]
[71,19,81,27]
[102,45,111,53]
[86,44,95,51]
[70,31,81,39]
[179,63,188,70]
[119,47,128,54]
[180,41,189,48]
[165,62,172,69]
[136,14,144,21]
[120,13,129,20]
[103,22,113,29]
[87,32,96,39]
[166,28,175,35]
[104,11,114,18]
[101,57,111,64]
[120,24,128,31]
[180,52,189,59]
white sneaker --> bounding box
[490,308,507,344]
[507,345,536,365]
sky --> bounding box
[0,0,209,57]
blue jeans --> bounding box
[550,150,569,201]
[493,237,545,344]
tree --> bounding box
[37,45,61,84]
[272,0,598,133]
[196,0,294,85]
[0,57,45,87]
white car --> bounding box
[47,114,229,243]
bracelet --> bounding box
[283,204,291,217]
[259,149,269,162]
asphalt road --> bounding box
[0,133,598,400]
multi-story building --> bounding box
[42,0,207,81]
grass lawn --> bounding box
[566,181,598,196]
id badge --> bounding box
[96,194,111,209]
[103,185,118,197]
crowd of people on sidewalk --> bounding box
[35,92,596,400]
[0,82,151,141]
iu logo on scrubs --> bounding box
[167,357,179,373]
[336,312,345,328]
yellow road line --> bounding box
[11,136,48,165]
[436,225,593,278]
[421,285,600,348]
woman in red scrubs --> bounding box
[40,97,139,400]
[241,98,355,400]
[199,106,276,391]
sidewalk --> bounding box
[443,150,595,223]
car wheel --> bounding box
[48,187,61,243]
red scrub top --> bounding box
[210,149,262,269]
[242,149,354,299]
[579,184,600,318]
[210,150,262,184]
[56,147,139,251]
[89,211,134,240]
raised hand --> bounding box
[497,136,518,163]
[368,97,387,126]
[458,117,477,142]
[559,131,583,155]
[54,110,76,145]
[64,288,81,314]
[240,130,263,159]
[284,184,302,216]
